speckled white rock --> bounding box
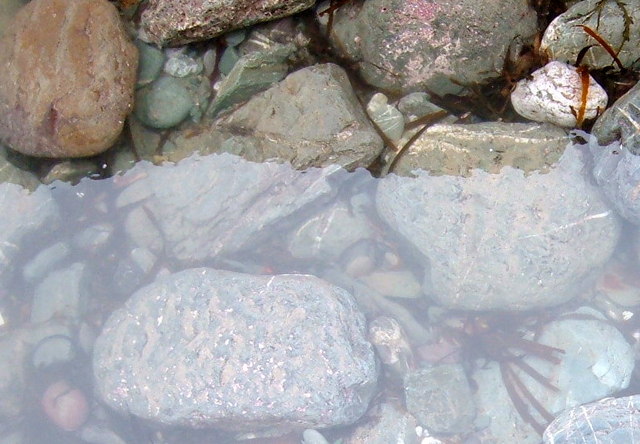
[511,61,608,128]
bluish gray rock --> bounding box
[118,153,346,263]
[376,143,621,310]
[0,182,59,285]
[543,395,640,443]
[589,134,640,225]
[93,268,378,434]
[592,80,640,155]
[134,76,194,129]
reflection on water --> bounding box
[0,141,639,443]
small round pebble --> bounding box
[134,76,193,129]
[510,61,608,128]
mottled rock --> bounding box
[377,144,621,311]
[93,268,378,433]
[139,0,315,46]
[326,0,538,95]
[511,61,608,128]
[592,80,640,154]
[0,0,138,158]
[164,64,384,170]
[541,0,640,70]
[388,122,568,176]
[543,395,640,443]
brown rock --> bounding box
[139,0,315,47]
[0,0,138,158]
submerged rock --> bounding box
[377,144,620,311]
[0,0,138,158]
[93,268,378,434]
[543,395,640,443]
[473,308,634,443]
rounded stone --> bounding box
[510,61,608,128]
[93,268,378,433]
[134,76,193,129]
[0,0,138,158]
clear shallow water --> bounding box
[1,138,639,443]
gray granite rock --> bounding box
[138,0,315,46]
[119,153,345,263]
[592,80,640,154]
[325,0,538,95]
[541,0,640,70]
[376,144,621,311]
[93,268,378,434]
[164,64,383,170]
[388,122,568,176]
[543,395,640,443]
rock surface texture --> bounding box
[0,0,138,158]
[139,0,315,47]
[164,64,384,170]
[93,268,378,433]
[326,0,538,95]
[377,144,620,311]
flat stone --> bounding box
[388,122,568,176]
[93,268,378,434]
[163,64,383,170]
[139,0,315,47]
[0,0,138,158]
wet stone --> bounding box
[165,64,384,170]
[388,121,568,176]
[0,0,138,158]
[31,262,88,323]
[326,0,538,95]
[592,80,640,155]
[473,308,634,443]
[588,134,640,225]
[343,401,420,444]
[377,144,621,311]
[0,183,60,286]
[404,364,476,435]
[120,153,345,263]
[138,0,315,46]
[543,395,640,443]
[541,0,640,71]
[93,268,378,434]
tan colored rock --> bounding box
[0,0,138,158]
